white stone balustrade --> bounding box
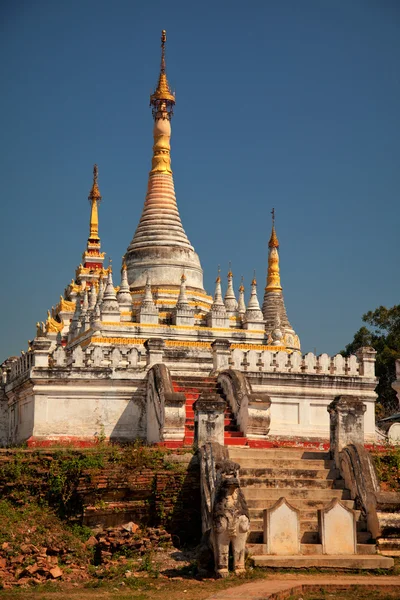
[9,353,33,379]
[227,349,373,378]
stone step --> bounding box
[229,448,331,460]
[239,467,340,480]
[240,477,343,490]
[173,384,219,390]
[172,376,217,382]
[246,498,355,511]
[248,527,371,546]
[249,517,368,533]
[250,554,393,569]
[224,438,248,446]
[236,458,334,469]
[377,538,400,557]
[247,544,377,556]
[248,507,362,521]
[224,431,245,438]
[243,488,350,501]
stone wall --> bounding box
[0,447,201,546]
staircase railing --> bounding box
[146,364,186,443]
[217,369,271,440]
[338,443,381,539]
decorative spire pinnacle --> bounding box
[69,291,82,339]
[247,277,262,312]
[237,276,246,315]
[150,30,175,120]
[103,268,117,301]
[243,277,264,328]
[142,274,155,305]
[88,164,102,242]
[224,265,238,313]
[212,267,224,308]
[117,258,132,307]
[81,288,89,315]
[176,272,190,309]
[89,283,97,310]
[262,210,299,349]
[100,266,121,322]
[265,211,282,291]
[137,273,159,324]
[96,276,105,306]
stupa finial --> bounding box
[150,29,175,120]
[269,208,279,249]
[88,164,102,203]
[87,164,102,242]
[265,212,282,291]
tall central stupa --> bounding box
[125,31,210,311]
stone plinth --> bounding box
[263,497,300,555]
[194,394,226,446]
[318,498,357,555]
[356,346,377,377]
[145,338,165,367]
[211,339,231,373]
[31,337,52,367]
[328,395,366,466]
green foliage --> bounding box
[68,522,94,542]
[47,451,105,514]
[372,444,400,491]
[139,550,160,577]
[342,304,400,418]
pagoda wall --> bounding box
[249,373,376,443]
[5,374,147,446]
[1,343,377,446]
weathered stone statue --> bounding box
[211,459,250,577]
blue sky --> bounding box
[0,0,399,361]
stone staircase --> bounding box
[227,446,394,569]
[171,376,247,447]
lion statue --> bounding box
[210,459,250,577]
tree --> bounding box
[342,305,400,419]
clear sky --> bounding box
[0,0,399,362]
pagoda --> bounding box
[0,32,377,449]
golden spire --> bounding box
[265,209,282,291]
[150,30,176,113]
[88,164,102,241]
[149,31,175,175]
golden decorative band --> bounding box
[165,340,211,348]
[231,344,290,352]
[87,337,146,346]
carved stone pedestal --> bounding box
[211,339,231,373]
[328,395,366,466]
[195,394,226,446]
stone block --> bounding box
[145,338,165,367]
[194,394,226,446]
[328,395,366,466]
[263,497,301,555]
[318,498,357,555]
[211,339,231,372]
